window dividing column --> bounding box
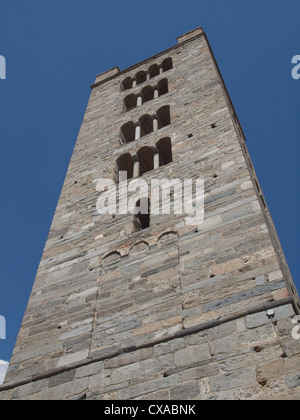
[133,156,140,178]
[137,96,143,107]
[135,124,141,141]
[153,146,160,169]
[153,116,159,132]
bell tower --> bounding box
[1,27,299,400]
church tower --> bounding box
[1,28,299,400]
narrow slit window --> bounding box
[134,198,150,231]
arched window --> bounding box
[124,94,137,111]
[136,71,147,85]
[156,138,173,166]
[137,146,154,176]
[123,80,169,111]
[162,58,173,72]
[148,64,160,79]
[124,94,138,111]
[121,77,133,91]
[116,153,134,181]
[157,79,168,96]
[141,85,154,103]
[121,121,136,143]
[139,114,153,137]
[134,198,150,231]
[156,105,171,129]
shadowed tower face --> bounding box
[1,28,299,400]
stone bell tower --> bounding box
[1,27,299,400]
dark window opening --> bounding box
[116,153,134,181]
[139,114,153,137]
[162,58,173,72]
[136,71,147,85]
[134,198,150,231]
[121,121,136,143]
[156,105,171,129]
[121,58,172,93]
[121,77,133,91]
[156,137,173,166]
[124,94,137,111]
[121,105,171,144]
[137,146,154,176]
[149,64,160,79]
[141,85,155,103]
[157,78,169,96]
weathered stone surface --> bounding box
[1,27,299,400]
[210,368,257,392]
[286,373,300,389]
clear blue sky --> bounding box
[0,0,299,363]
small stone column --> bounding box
[154,151,160,169]
[135,125,141,140]
[137,96,143,107]
[133,157,140,178]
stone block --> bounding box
[210,368,256,392]
[170,381,199,400]
[174,344,211,366]
[286,373,300,389]
[57,350,89,368]
[110,362,140,385]
[246,312,270,329]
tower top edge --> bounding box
[91,27,205,89]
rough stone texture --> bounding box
[1,27,299,400]
[0,309,299,400]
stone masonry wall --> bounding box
[1,28,299,400]
[0,303,299,400]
